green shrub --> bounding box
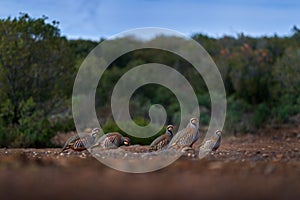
[252,103,270,127]
[200,112,210,125]
[0,98,56,147]
[224,96,254,134]
[271,94,300,123]
[197,93,211,109]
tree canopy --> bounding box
[0,14,75,147]
[0,14,299,147]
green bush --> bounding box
[200,112,210,125]
[271,94,300,123]
[197,93,211,109]
[224,96,254,134]
[252,103,270,127]
[49,112,75,133]
[0,98,56,147]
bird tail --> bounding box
[59,145,70,153]
[148,146,157,152]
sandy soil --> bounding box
[0,126,299,200]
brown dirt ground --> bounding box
[0,126,299,200]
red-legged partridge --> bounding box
[91,132,131,149]
[149,125,174,152]
[168,118,200,151]
[198,130,223,158]
[60,128,101,153]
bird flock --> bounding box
[60,118,222,157]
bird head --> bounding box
[91,128,101,137]
[166,125,174,136]
[123,137,131,146]
[167,125,174,131]
[190,118,199,126]
[216,130,223,136]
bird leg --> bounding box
[181,146,196,157]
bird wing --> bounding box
[94,132,122,148]
[194,129,200,143]
[198,134,222,158]
[212,136,221,151]
[149,134,170,151]
[200,139,216,151]
[61,134,80,151]
[104,134,121,148]
[198,139,215,158]
[150,134,165,146]
[169,128,184,145]
[72,138,88,150]
[168,127,197,149]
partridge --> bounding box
[60,128,101,153]
[198,130,222,158]
[168,118,200,151]
[91,132,131,149]
[149,125,174,152]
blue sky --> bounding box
[0,0,299,40]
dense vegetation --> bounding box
[0,14,299,147]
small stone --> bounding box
[262,153,268,158]
[187,153,196,158]
[276,154,283,159]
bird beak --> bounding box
[124,141,129,145]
